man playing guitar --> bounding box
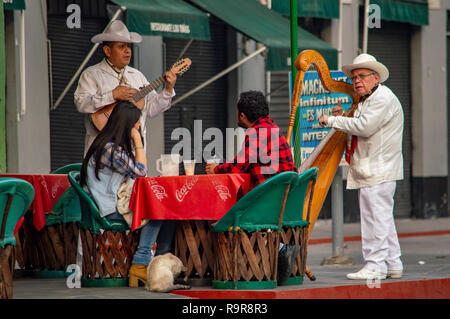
[74,20,177,154]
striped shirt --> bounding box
[89,142,148,178]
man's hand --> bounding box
[164,71,177,94]
[112,85,139,102]
[332,103,344,116]
[318,115,329,127]
[205,163,218,174]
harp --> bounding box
[287,50,360,279]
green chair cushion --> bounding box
[0,178,35,248]
[67,171,129,234]
[212,171,299,233]
[282,220,310,228]
[51,163,82,174]
[282,167,318,227]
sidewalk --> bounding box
[11,217,450,299]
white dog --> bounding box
[146,253,191,293]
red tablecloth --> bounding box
[129,174,251,231]
[0,174,70,231]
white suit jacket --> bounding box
[327,85,404,189]
[74,59,175,153]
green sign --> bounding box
[191,0,337,71]
[112,0,210,40]
[3,0,26,10]
[370,0,428,26]
[272,0,339,19]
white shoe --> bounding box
[346,268,387,280]
[387,269,403,279]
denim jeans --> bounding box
[106,212,176,266]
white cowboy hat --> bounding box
[91,20,142,44]
[342,53,389,83]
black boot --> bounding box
[277,244,301,285]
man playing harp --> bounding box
[319,54,404,281]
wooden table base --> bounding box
[174,221,215,284]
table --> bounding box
[0,174,76,274]
[129,174,251,283]
[0,174,70,231]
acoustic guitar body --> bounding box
[89,102,117,132]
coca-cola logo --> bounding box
[176,176,199,202]
[148,179,167,201]
[51,182,62,199]
[215,185,231,201]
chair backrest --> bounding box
[282,167,319,228]
[51,163,82,174]
[46,163,82,225]
[46,186,81,225]
[0,178,35,248]
[212,171,299,233]
[67,170,128,233]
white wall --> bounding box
[6,0,50,173]
[324,1,359,68]
[411,7,448,177]
[236,34,266,93]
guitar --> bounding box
[89,58,192,132]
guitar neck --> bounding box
[132,75,166,102]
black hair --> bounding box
[237,90,269,123]
[102,41,114,48]
[80,101,142,186]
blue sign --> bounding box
[299,71,353,163]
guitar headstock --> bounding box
[170,58,192,76]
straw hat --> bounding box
[91,20,142,44]
[342,53,389,83]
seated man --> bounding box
[206,90,298,284]
[206,90,297,187]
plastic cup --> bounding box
[183,160,196,176]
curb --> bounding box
[172,278,450,299]
[308,229,450,245]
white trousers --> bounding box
[358,181,403,273]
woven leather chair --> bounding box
[0,178,34,299]
[211,171,299,289]
[13,164,83,276]
[280,167,318,285]
[68,171,138,287]
[35,164,82,277]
